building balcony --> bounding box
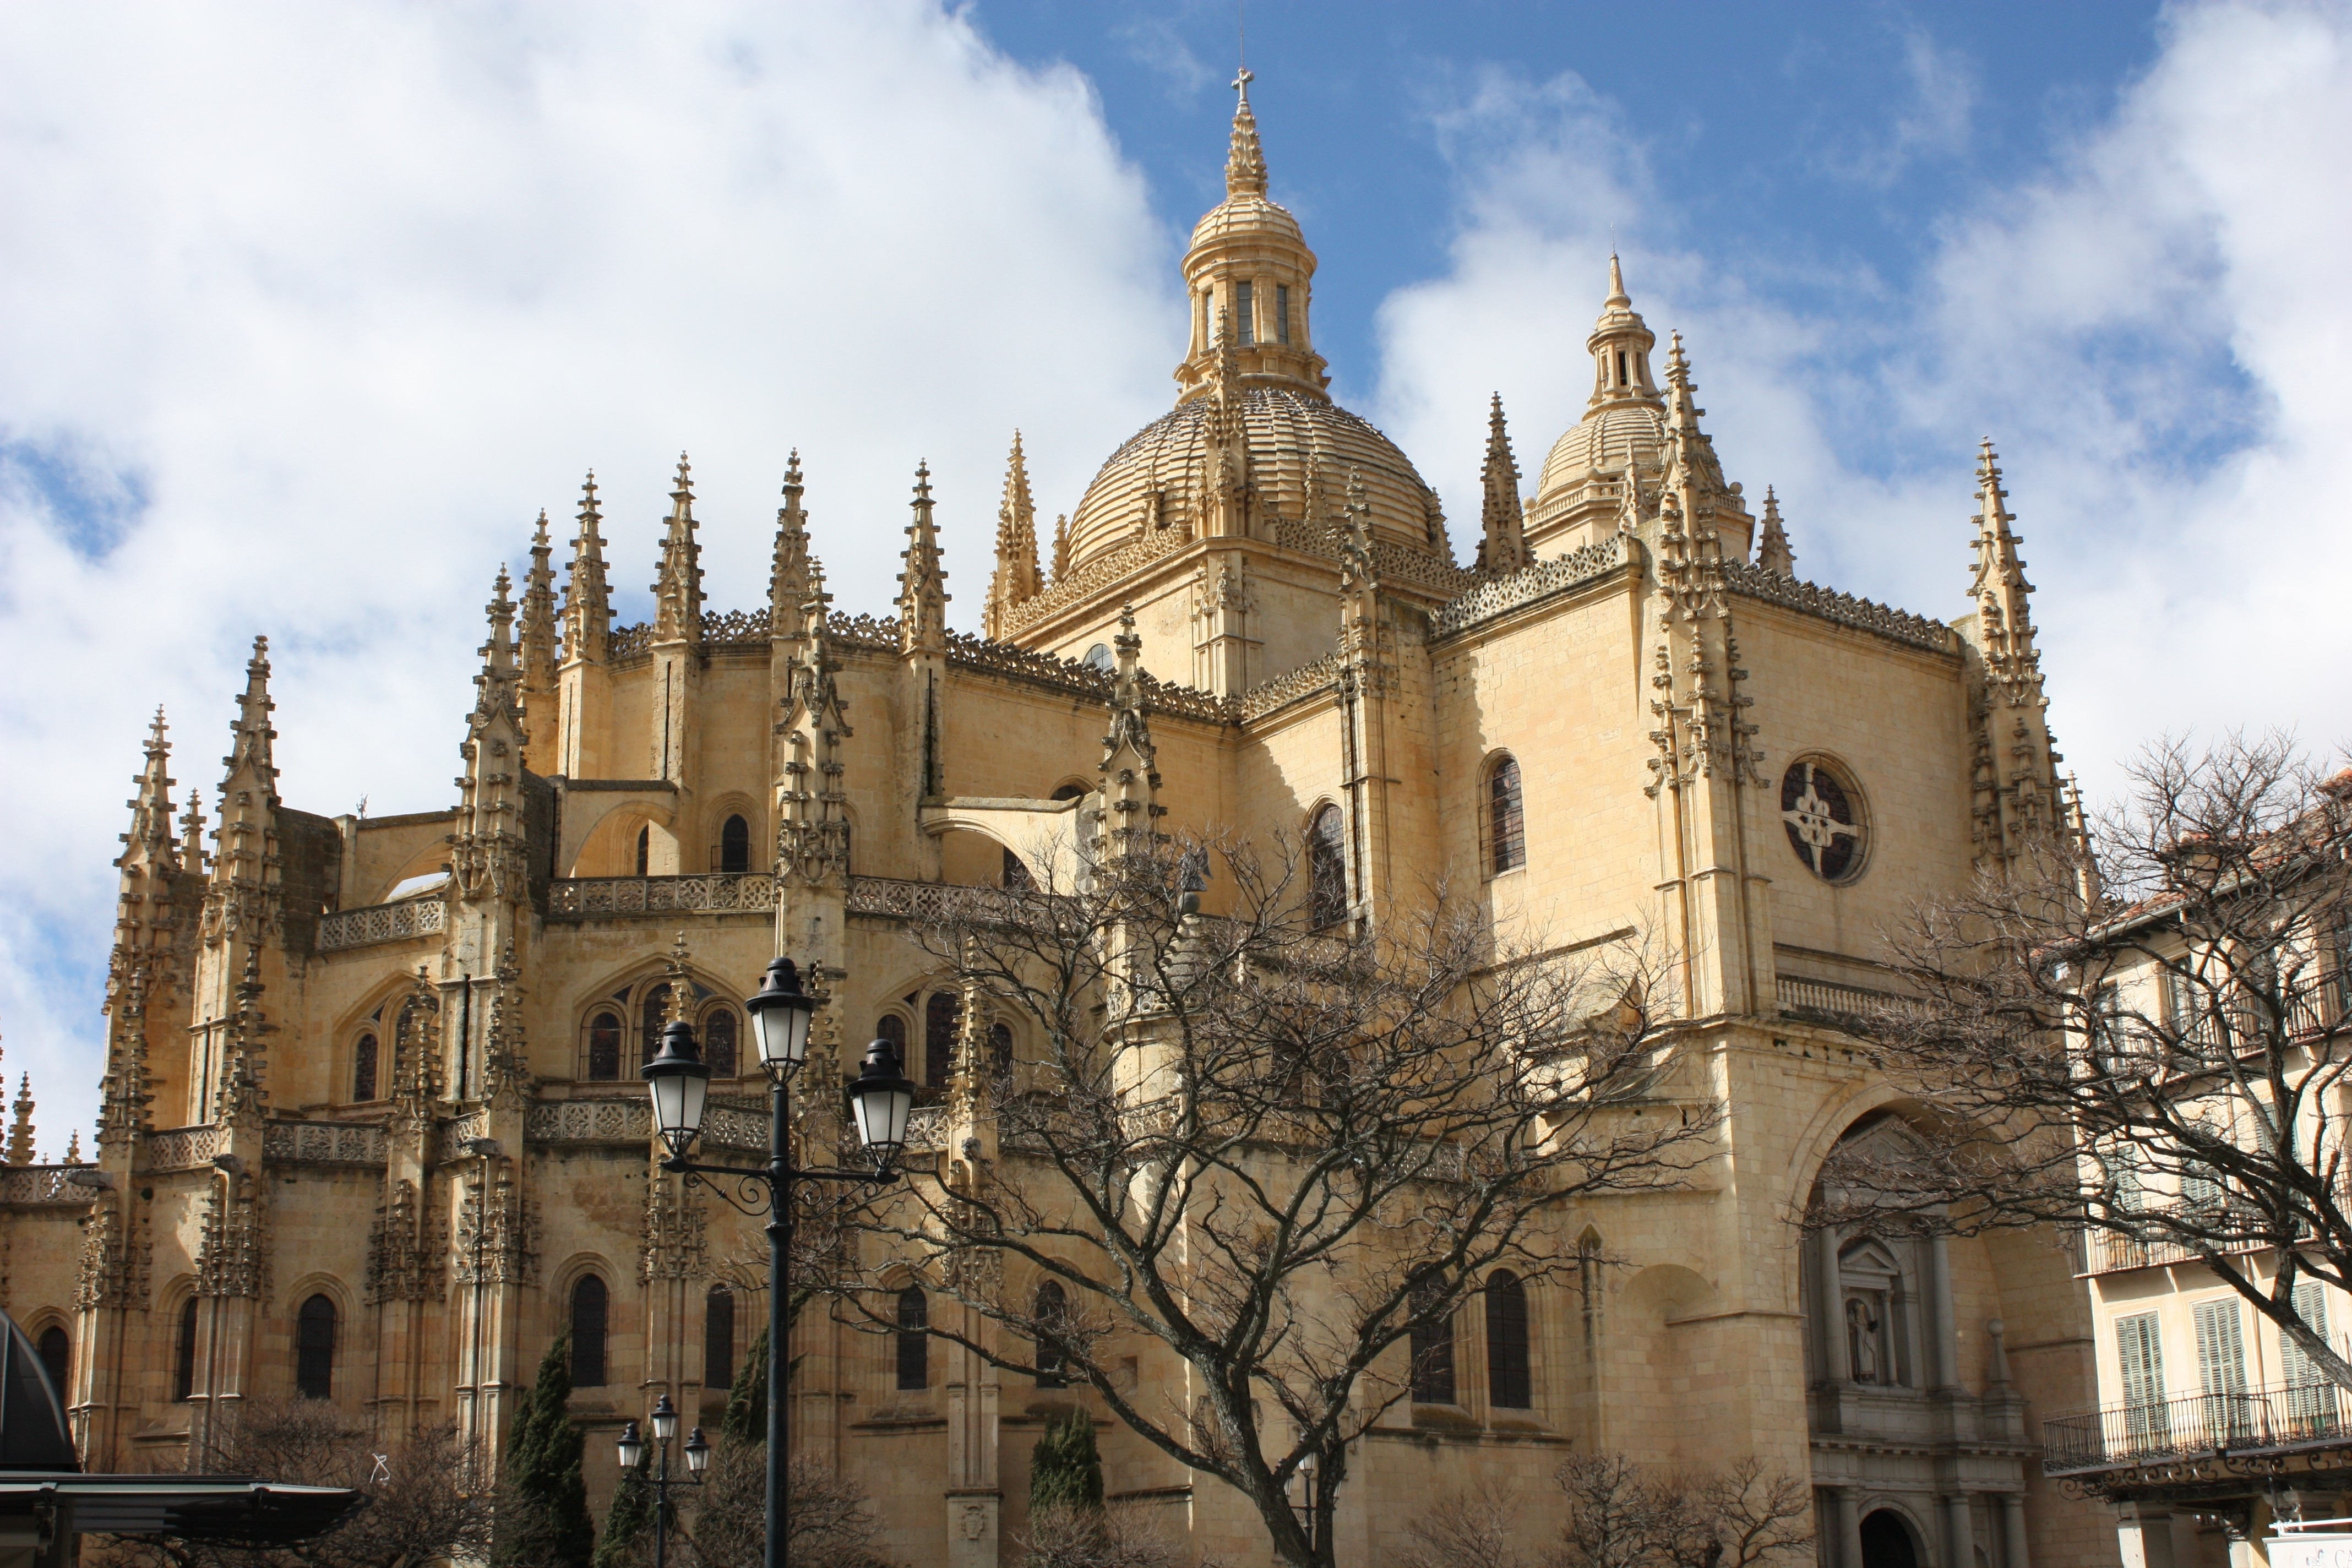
[2044,1383,2352,1484]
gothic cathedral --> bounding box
[18,77,2113,1568]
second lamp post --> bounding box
[641,956,914,1568]
[616,1394,707,1568]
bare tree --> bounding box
[857,831,1716,1568]
[1395,1456,1809,1568]
[89,1402,493,1568]
[1017,1502,1184,1568]
[661,1442,893,1568]
[1817,734,2352,1387]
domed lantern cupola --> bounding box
[1173,70,1330,401]
[1586,253,1663,412]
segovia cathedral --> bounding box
[9,74,2118,1568]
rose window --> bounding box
[1781,759,1866,883]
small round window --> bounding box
[1781,758,1867,883]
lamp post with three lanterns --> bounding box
[615,1394,707,1568]
[639,956,916,1568]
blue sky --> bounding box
[2,1,2347,1150]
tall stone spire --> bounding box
[112,709,181,989]
[1659,332,1754,560]
[179,788,207,882]
[1096,605,1163,867]
[897,463,949,655]
[652,453,705,648]
[205,637,281,948]
[770,451,814,641]
[778,559,853,885]
[1756,487,1795,577]
[519,509,559,771]
[454,568,529,907]
[1962,440,2064,872]
[1968,441,2044,709]
[562,472,611,666]
[1477,394,1528,575]
[985,433,1043,639]
[1050,513,1071,584]
[1226,68,1268,197]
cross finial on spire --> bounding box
[1226,68,1267,197]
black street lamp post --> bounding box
[641,956,914,1568]
[616,1395,709,1568]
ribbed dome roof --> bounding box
[1536,403,1669,498]
[1063,388,1444,569]
[1188,192,1304,252]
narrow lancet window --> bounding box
[1235,281,1255,345]
[1276,284,1292,345]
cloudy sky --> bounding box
[4,0,2347,1147]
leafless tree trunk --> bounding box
[1816,734,2352,1388]
[852,830,1717,1568]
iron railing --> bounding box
[2044,1382,2352,1474]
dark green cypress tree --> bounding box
[1028,1410,1104,1513]
[500,1333,596,1568]
[721,1326,770,1445]
[592,1453,654,1568]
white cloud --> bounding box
[1376,0,2352,816]
[0,1,1181,1146]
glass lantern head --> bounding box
[745,956,816,1075]
[641,1019,711,1159]
[616,1420,645,1472]
[845,1036,917,1170]
[684,1427,711,1476]
[650,1394,679,1444]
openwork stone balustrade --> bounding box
[547,873,777,919]
[317,897,446,952]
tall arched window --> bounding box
[706,1286,735,1390]
[174,1298,199,1402]
[720,814,751,874]
[35,1326,69,1395]
[587,1011,623,1081]
[1486,1271,1531,1409]
[1409,1280,1456,1404]
[896,1286,929,1391]
[352,1032,378,1102]
[1307,805,1348,928]
[641,984,673,1067]
[704,1010,739,1078]
[296,1294,336,1400]
[1033,1280,1068,1389]
[876,1013,909,1071]
[635,825,651,877]
[1488,755,1526,875]
[571,1276,609,1389]
[989,1022,1014,1075]
[924,992,961,1089]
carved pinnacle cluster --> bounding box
[778,559,852,884]
[897,464,949,654]
[454,568,529,905]
[652,453,705,647]
[366,1178,445,1303]
[112,709,181,994]
[1756,487,1796,578]
[6,1076,34,1166]
[1096,605,1164,863]
[1477,394,1528,575]
[985,432,1043,639]
[562,471,612,664]
[520,510,559,702]
[1969,440,2044,710]
[203,639,282,949]
[770,451,814,640]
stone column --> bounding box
[1999,1493,2029,1568]
[1925,1235,1959,1391]
[1815,1228,1850,1381]
[1944,1493,1977,1568]
[1817,1487,1861,1568]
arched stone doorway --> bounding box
[1860,1510,1918,1568]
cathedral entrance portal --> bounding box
[1860,1510,1919,1568]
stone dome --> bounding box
[1186,190,1305,253]
[1063,388,1445,570]
[1536,402,1669,499]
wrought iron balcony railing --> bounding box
[2043,1382,2352,1475]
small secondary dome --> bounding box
[1533,254,1669,513]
